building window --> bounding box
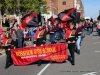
[62,1,66,5]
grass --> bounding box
[2,27,8,33]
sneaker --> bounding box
[77,50,80,55]
[71,62,75,65]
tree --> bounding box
[0,0,48,15]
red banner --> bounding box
[11,43,68,66]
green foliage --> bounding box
[0,0,47,15]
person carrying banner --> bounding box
[34,25,45,46]
[2,32,15,69]
[65,22,77,65]
[34,25,45,66]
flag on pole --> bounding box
[58,8,76,22]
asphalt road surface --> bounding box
[0,29,100,75]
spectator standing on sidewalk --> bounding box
[30,27,36,43]
[17,27,24,48]
[11,30,18,48]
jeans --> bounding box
[18,37,24,48]
[59,31,64,39]
[55,32,60,40]
[31,34,34,43]
[76,35,81,50]
[50,34,55,43]
[89,28,92,34]
[81,30,85,41]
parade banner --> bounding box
[11,43,68,66]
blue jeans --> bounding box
[89,28,92,34]
[81,30,85,41]
[59,31,64,39]
[18,37,24,48]
[55,32,60,40]
[76,35,81,50]
[31,34,34,43]
[50,34,55,43]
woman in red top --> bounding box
[65,22,77,65]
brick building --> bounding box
[45,0,84,17]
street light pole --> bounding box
[40,5,45,25]
[74,0,77,7]
[51,4,53,16]
[17,0,20,15]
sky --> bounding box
[82,0,100,20]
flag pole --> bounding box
[75,6,77,27]
[74,0,77,27]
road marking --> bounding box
[95,51,100,52]
[93,42,100,44]
[37,62,51,75]
[82,72,97,75]
[92,37,100,39]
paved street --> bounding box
[0,29,100,75]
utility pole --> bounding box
[51,3,53,16]
[17,0,20,15]
[74,0,77,7]
[17,0,21,24]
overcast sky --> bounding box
[82,0,100,20]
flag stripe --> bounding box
[62,8,76,21]
[20,12,39,30]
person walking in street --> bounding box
[3,32,14,69]
[88,21,93,35]
[65,22,77,65]
[76,23,82,55]
[34,25,45,66]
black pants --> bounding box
[35,38,43,66]
[5,50,13,66]
[36,38,43,46]
[68,43,75,63]
[12,40,18,48]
